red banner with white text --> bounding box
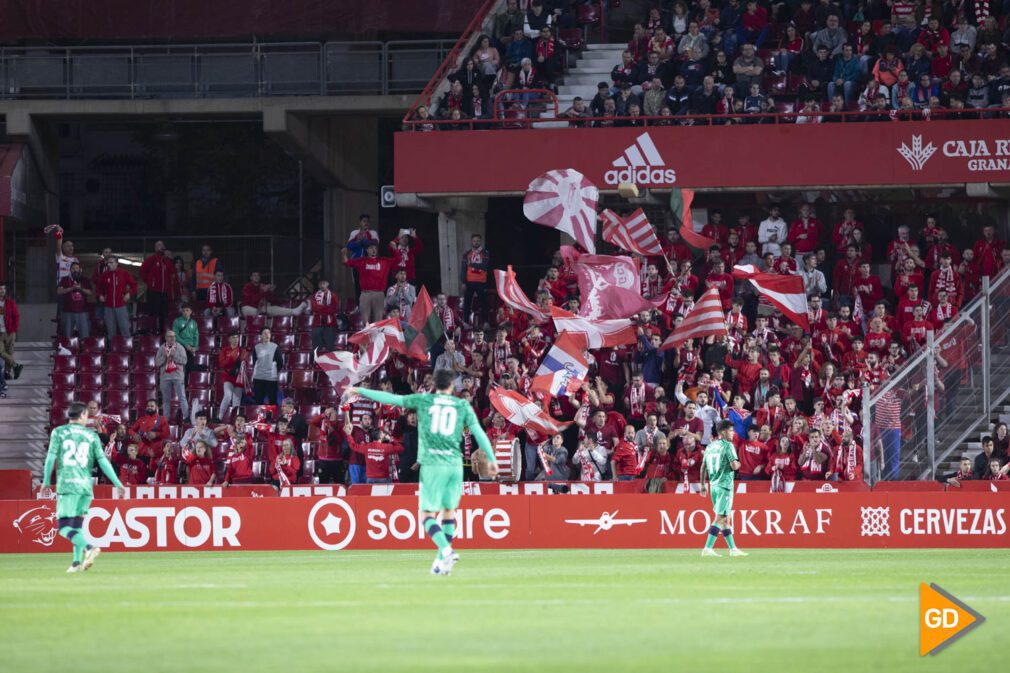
[4,492,1008,553]
[394,121,1010,194]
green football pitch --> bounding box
[0,549,1004,673]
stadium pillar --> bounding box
[433,198,487,296]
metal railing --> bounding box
[862,267,1010,483]
[0,40,453,99]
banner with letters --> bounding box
[3,492,1008,553]
[395,121,1010,194]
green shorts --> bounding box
[710,486,733,517]
[418,464,463,513]
[56,493,92,519]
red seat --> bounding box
[104,389,131,410]
[276,371,290,388]
[133,388,158,406]
[107,353,131,372]
[559,27,585,50]
[55,337,79,353]
[135,335,162,353]
[245,315,267,333]
[189,388,213,409]
[109,336,133,353]
[296,332,315,350]
[51,372,77,389]
[272,316,294,334]
[51,388,77,406]
[216,316,240,335]
[300,405,322,419]
[292,388,319,405]
[77,388,102,405]
[198,333,217,353]
[105,371,131,390]
[576,3,599,25]
[80,336,106,352]
[78,353,104,373]
[276,333,296,352]
[78,372,104,389]
[188,371,212,389]
[196,315,216,333]
[192,352,212,370]
[297,313,314,331]
[133,353,157,372]
[53,355,77,374]
[290,369,316,390]
[134,371,158,389]
[287,351,313,369]
[133,315,159,334]
[335,332,349,349]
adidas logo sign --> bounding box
[604,132,677,186]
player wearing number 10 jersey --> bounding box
[699,420,748,558]
[348,369,498,575]
[41,402,126,573]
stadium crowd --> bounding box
[30,203,1010,490]
[410,0,1010,126]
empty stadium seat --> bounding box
[296,332,315,350]
[216,316,240,335]
[272,316,294,333]
[55,337,79,353]
[287,351,312,369]
[133,353,157,372]
[109,336,134,353]
[198,333,218,353]
[53,355,77,374]
[196,315,216,333]
[106,353,131,371]
[296,314,314,331]
[276,333,296,352]
[135,335,162,353]
[51,372,76,389]
[105,371,131,390]
[290,369,316,390]
[81,336,107,352]
[78,353,104,373]
[79,371,104,389]
[188,371,212,388]
[245,315,267,333]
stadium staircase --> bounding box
[0,343,54,475]
[548,43,628,121]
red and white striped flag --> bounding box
[315,326,391,396]
[489,387,572,437]
[601,208,663,256]
[732,264,810,331]
[550,306,637,349]
[495,265,550,322]
[523,169,599,254]
[349,317,407,355]
[659,288,727,351]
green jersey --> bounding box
[43,423,122,495]
[703,438,738,490]
[355,389,496,467]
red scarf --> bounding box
[630,383,646,417]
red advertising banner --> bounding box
[4,492,1008,553]
[394,121,1010,194]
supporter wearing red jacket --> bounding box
[974,225,1005,277]
[345,423,403,483]
[852,263,883,308]
[767,436,798,483]
[772,244,799,275]
[832,246,861,299]
[309,278,339,352]
[642,437,676,481]
[388,229,423,282]
[270,439,302,485]
[725,349,762,400]
[720,231,746,269]
[95,256,137,338]
[797,429,833,480]
[834,430,864,482]
[832,209,864,255]
[787,204,821,255]
[736,426,770,479]
[205,270,235,318]
[924,230,961,271]
[662,228,693,264]
[311,407,346,485]
[343,243,393,325]
[151,443,181,484]
[674,435,703,483]
[893,256,925,300]
[701,211,729,245]
[0,282,21,379]
[119,444,149,485]
[902,305,932,350]
[611,426,641,481]
[182,442,217,485]
[864,318,892,355]
[222,444,253,485]
[704,261,734,309]
[139,240,174,333]
[928,290,958,329]
[958,249,981,301]
[928,253,963,307]
[129,399,170,463]
[581,409,620,451]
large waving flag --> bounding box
[732,264,810,331]
[530,331,589,398]
[575,254,667,319]
[550,306,637,349]
[670,188,717,250]
[495,265,550,323]
[523,169,599,254]
[315,328,390,396]
[489,387,572,437]
[402,286,444,361]
[601,208,663,256]
[659,287,727,351]
[349,317,406,355]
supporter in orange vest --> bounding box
[193,244,220,302]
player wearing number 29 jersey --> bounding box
[41,402,125,573]
[350,371,497,575]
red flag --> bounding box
[676,189,718,250]
[575,254,666,319]
[495,265,550,323]
[403,286,444,361]
[489,387,572,437]
[601,208,664,256]
[523,169,599,254]
[659,288,727,351]
[732,264,810,331]
[550,306,637,349]
[349,317,407,355]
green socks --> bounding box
[423,517,451,555]
[59,526,89,564]
[722,528,737,550]
[705,525,719,550]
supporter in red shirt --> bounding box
[262,418,292,470]
[642,436,676,483]
[129,399,170,464]
[958,249,981,301]
[701,210,730,245]
[674,260,700,297]
[182,441,217,485]
[726,348,762,400]
[222,442,254,485]
[841,337,868,375]
[864,317,892,355]
[832,245,861,300]
[974,225,1005,277]
[205,269,235,319]
[735,213,759,247]
[669,400,704,450]
[928,289,958,329]
[928,252,963,307]
[736,425,770,479]
[95,256,138,337]
[902,304,932,351]
[310,406,346,485]
[623,373,653,427]
[611,425,641,481]
[836,304,863,340]
[57,261,94,338]
[239,271,306,318]
[869,302,898,335]
[662,228,693,265]
[139,240,174,333]
[388,229,423,282]
[721,230,746,269]
[309,278,339,351]
[579,409,620,452]
[343,243,394,325]
[119,444,149,485]
[797,428,833,480]
[704,260,734,309]
[834,429,864,482]
[675,434,703,484]
[640,263,665,299]
[852,263,883,308]
[832,208,864,256]
[893,256,925,300]
[434,293,461,339]
[152,443,181,485]
[755,392,787,437]
[767,436,798,484]
[772,243,799,275]
[924,228,961,271]
[787,203,821,256]
[537,266,568,305]
[271,439,302,487]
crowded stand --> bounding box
[407,0,1010,127]
[36,199,1010,492]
